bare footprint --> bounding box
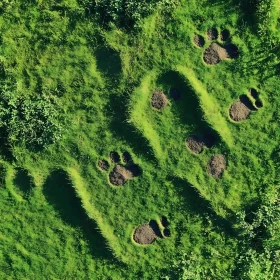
[194,27,239,65]
[98,151,141,186]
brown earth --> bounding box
[151,90,168,110]
[207,154,227,178]
[186,136,204,154]
[109,164,141,186]
[98,160,109,171]
[229,100,251,122]
[110,151,120,163]
[133,223,158,245]
[207,28,218,40]
[194,34,205,48]
[203,43,239,65]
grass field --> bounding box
[0,0,279,279]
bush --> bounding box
[0,86,65,150]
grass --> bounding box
[0,0,279,279]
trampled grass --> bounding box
[0,0,279,279]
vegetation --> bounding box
[0,0,279,279]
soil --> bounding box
[110,151,120,163]
[255,99,263,108]
[229,100,251,122]
[194,34,205,48]
[109,164,141,186]
[249,88,259,99]
[220,29,230,41]
[161,216,169,228]
[203,43,239,65]
[151,90,168,110]
[207,154,227,178]
[122,151,132,163]
[98,160,109,171]
[163,228,171,237]
[186,135,204,154]
[207,28,218,40]
[133,223,158,245]
[169,87,181,101]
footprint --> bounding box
[133,218,171,245]
[98,151,141,186]
[229,90,263,122]
[194,27,239,65]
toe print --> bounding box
[133,218,171,245]
[98,151,141,186]
[229,90,263,122]
[194,28,239,65]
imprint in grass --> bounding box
[133,220,162,245]
[194,28,239,65]
[98,151,141,186]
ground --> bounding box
[0,0,279,279]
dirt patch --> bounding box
[220,29,230,41]
[109,164,141,186]
[110,151,120,163]
[163,228,171,237]
[169,88,181,101]
[161,216,169,228]
[207,28,218,40]
[151,90,168,110]
[255,100,263,108]
[98,160,109,171]
[249,88,259,99]
[203,43,239,65]
[133,223,158,245]
[229,100,251,122]
[186,136,204,154]
[194,34,205,48]
[207,154,226,178]
[122,151,132,163]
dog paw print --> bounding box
[98,151,141,186]
[229,89,263,122]
[133,216,171,245]
[193,27,239,65]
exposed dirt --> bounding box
[203,43,239,65]
[255,100,263,108]
[109,164,141,186]
[229,100,251,122]
[98,160,110,171]
[207,154,227,178]
[249,88,259,99]
[186,136,204,154]
[207,28,218,40]
[122,151,132,163]
[169,87,181,101]
[163,228,171,237]
[110,151,120,163]
[194,34,205,48]
[161,216,169,228]
[151,90,168,110]
[133,223,158,245]
[220,29,230,41]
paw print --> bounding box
[194,27,239,65]
[133,216,171,245]
[229,89,264,122]
[98,151,141,186]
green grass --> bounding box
[0,0,279,279]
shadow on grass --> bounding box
[13,168,34,199]
[157,70,220,142]
[171,176,237,237]
[43,170,113,259]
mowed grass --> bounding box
[0,0,279,279]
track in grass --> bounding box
[43,170,113,259]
